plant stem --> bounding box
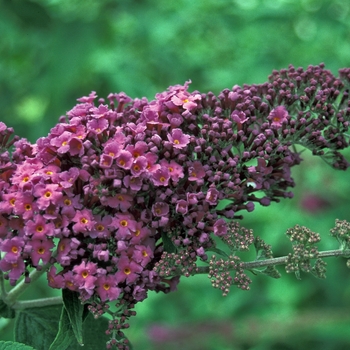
[194,248,350,275]
[4,261,53,306]
[11,296,63,310]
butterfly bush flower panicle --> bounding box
[1,64,350,348]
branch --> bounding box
[194,249,350,275]
[11,296,63,310]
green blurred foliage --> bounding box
[1,0,350,349]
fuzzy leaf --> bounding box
[162,232,177,253]
[15,304,62,350]
[206,247,229,258]
[254,265,281,279]
[0,300,15,319]
[0,341,35,350]
[62,289,84,345]
[49,305,76,350]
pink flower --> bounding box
[68,137,84,156]
[123,175,143,191]
[13,193,37,220]
[0,237,25,263]
[115,254,142,284]
[213,219,227,236]
[103,141,121,158]
[0,257,25,283]
[96,274,121,302]
[125,141,148,158]
[72,209,96,234]
[101,193,133,211]
[130,156,148,176]
[151,167,170,186]
[90,215,112,239]
[30,239,55,266]
[47,266,64,289]
[152,202,169,217]
[87,118,109,134]
[111,213,137,239]
[205,187,220,205]
[33,183,63,210]
[176,200,188,215]
[188,161,206,182]
[115,150,133,169]
[132,245,153,267]
[24,215,55,239]
[159,160,184,182]
[167,128,190,149]
[73,260,98,294]
[268,105,288,127]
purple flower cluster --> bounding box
[0,64,349,310]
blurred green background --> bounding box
[1,0,350,349]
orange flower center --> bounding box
[120,220,128,227]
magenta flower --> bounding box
[47,266,64,289]
[129,223,152,245]
[152,202,169,217]
[103,141,121,158]
[213,219,227,236]
[50,131,72,153]
[268,105,288,127]
[58,167,80,189]
[123,175,143,191]
[132,245,153,267]
[159,159,184,182]
[14,193,37,220]
[0,237,25,263]
[130,156,148,176]
[176,200,188,215]
[115,150,133,169]
[30,239,54,266]
[188,161,206,182]
[72,208,96,234]
[56,238,73,265]
[205,187,220,205]
[96,274,121,302]
[99,154,114,168]
[151,167,170,186]
[111,213,137,238]
[0,257,25,283]
[167,128,190,149]
[24,215,55,239]
[87,118,108,134]
[115,254,142,284]
[33,183,63,210]
[125,141,148,158]
[90,215,112,239]
[68,137,84,157]
[101,193,133,211]
[73,260,98,294]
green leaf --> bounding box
[15,304,62,350]
[82,313,113,349]
[253,265,281,279]
[161,232,177,253]
[206,247,229,258]
[0,341,35,350]
[0,300,15,319]
[49,305,76,350]
[62,290,84,345]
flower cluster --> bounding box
[0,64,350,342]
